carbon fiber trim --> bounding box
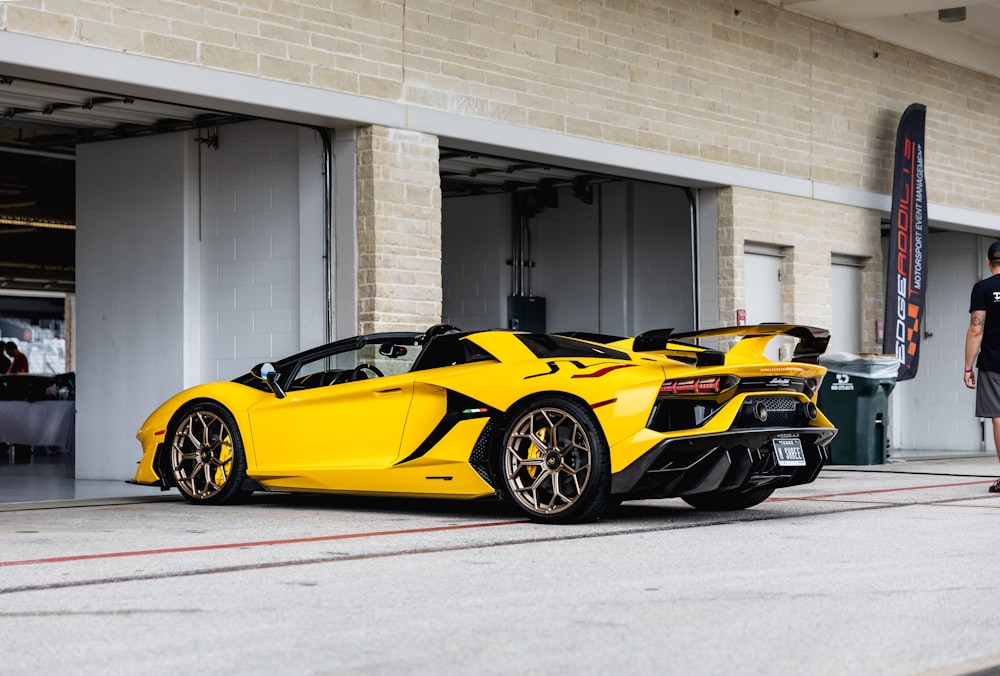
[734,396,798,427]
[649,394,812,433]
[611,427,836,498]
[469,419,496,487]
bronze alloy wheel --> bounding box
[169,403,249,504]
[501,397,611,523]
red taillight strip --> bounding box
[660,376,722,395]
[590,398,617,409]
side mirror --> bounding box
[251,362,286,399]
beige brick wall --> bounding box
[402,0,998,215]
[356,125,441,333]
[717,186,884,350]
[3,0,997,332]
[4,1,996,215]
[2,0,405,98]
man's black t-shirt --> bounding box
[970,273,1000,372]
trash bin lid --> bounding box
[818,352,899,379]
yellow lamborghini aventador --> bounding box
[131,323,837,524]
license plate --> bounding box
[773,438,806,466]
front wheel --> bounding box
[681,486,775,511]
[497,395,612,524]
[168,401,250,505]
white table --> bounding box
[0,401,76,452]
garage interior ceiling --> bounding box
[0,76,251,295]
[0,76,616,294]
[1,2,998,295]
[439,150,617,198]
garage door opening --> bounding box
[0,75,325,499]
[439,149,698,338]
[0,74,254,360]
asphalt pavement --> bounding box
[2,454,1000,676]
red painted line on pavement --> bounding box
[768,478,995,502]
[0,520,525,567]
[4,480,993,568]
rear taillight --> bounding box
[659,375,737,396]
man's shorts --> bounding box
[976,370,1000,418]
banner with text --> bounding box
[883,103,927,381]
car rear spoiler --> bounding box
[669,324,831,364]
[628,324,830,365]
[560,329,727,367]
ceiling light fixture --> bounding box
[938,6,966,22]
[0,216,76,230]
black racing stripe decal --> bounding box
[525,361,561,379]
[525,360,599,379]
[395,390,496,465]
[526,360,631,380]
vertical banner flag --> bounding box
[883,103,927,381]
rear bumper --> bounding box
[611,427,836,498]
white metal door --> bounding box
[830,255,862,354]
[889,231,986,456]
[744,245,783,360]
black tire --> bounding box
[168,401,251,505]
[681,486,775,511]
[496,395,612,524]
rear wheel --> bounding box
[497,395,612,524]
[169,402,250,505]
[681,486,775,511]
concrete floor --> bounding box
[3,442,999,507]
[0,449,166,505]
[4,454,1000,675]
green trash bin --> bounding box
[817,353,898,465]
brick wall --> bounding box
[1,0,405,96]
[3,0,996,217]
[3,0,997,338]
[356,125,441,333]
[718,186,884,350]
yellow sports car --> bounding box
[131,324,837,524]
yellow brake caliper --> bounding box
[527,427,547,479]
[213,434,233,486]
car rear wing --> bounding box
[631,324,831,365]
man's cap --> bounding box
[990,241,1000,261]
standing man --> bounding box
[964,240,1000,493]
[3,341,27,374]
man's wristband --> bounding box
[965,369,974,373]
